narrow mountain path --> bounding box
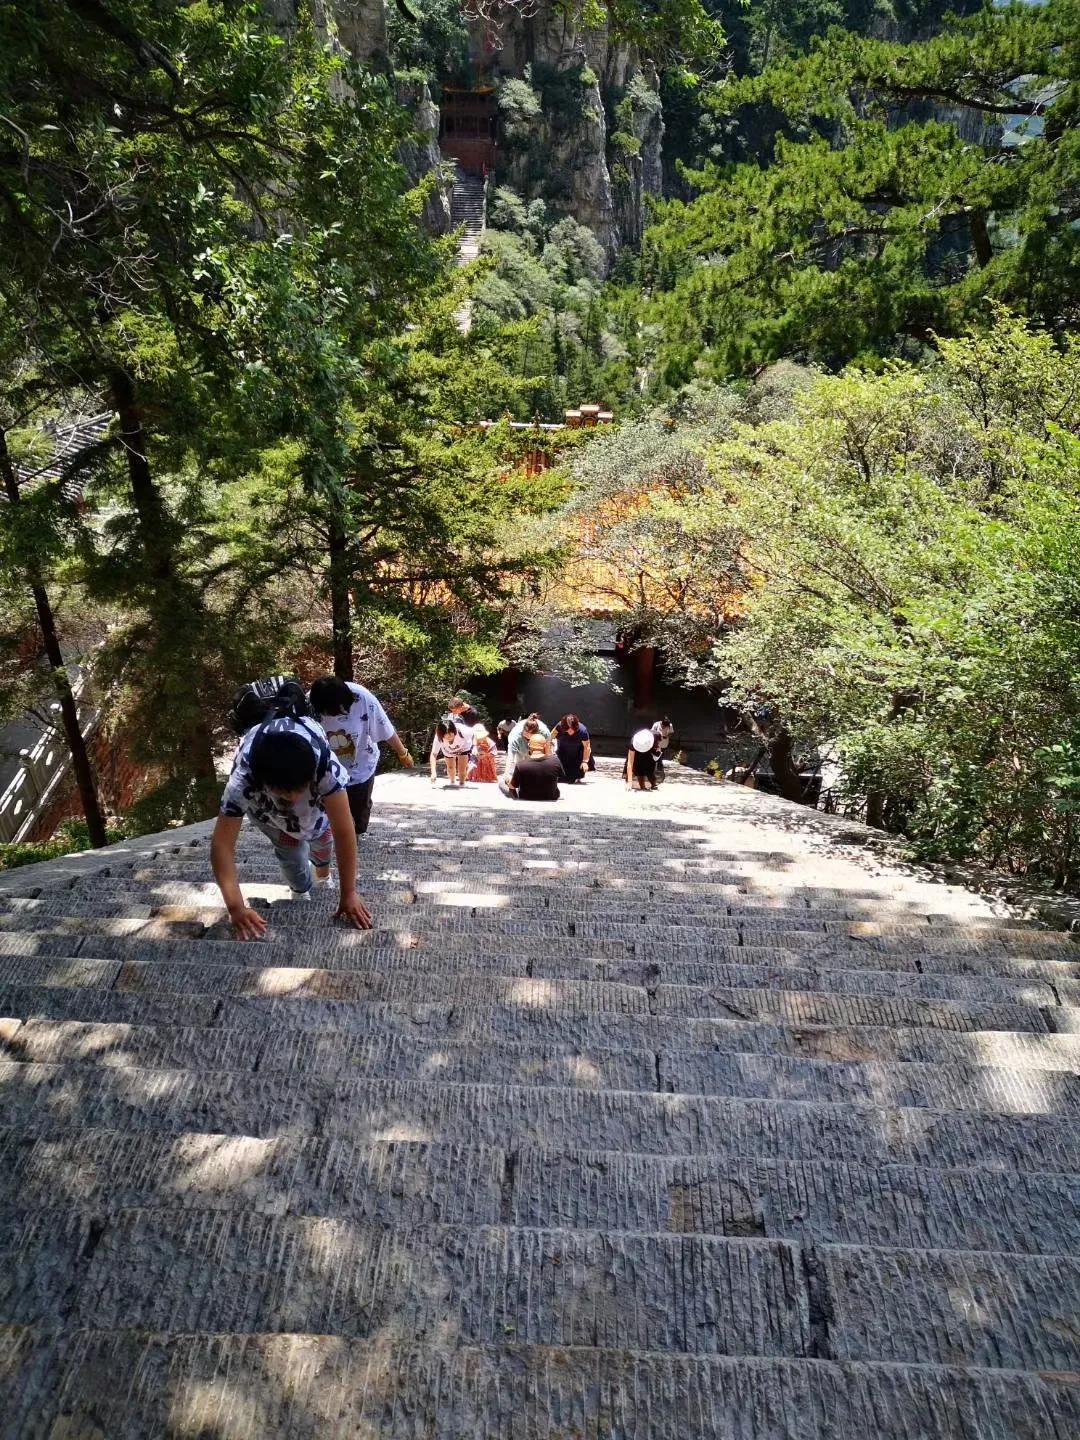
[1,762,1078,1436]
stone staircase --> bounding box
[450,166,486,266]
[1,764,1078,1436]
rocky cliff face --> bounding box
[328,0,388,65]
[268,2,450,232]
[471,1,666,262]
[396,76,454,235]
[266,0,385,64]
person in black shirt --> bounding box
[552,713,591,783]
[503,735,564,801]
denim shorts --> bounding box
[270,828,333,894]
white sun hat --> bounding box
[632,728,655,753]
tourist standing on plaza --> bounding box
[310,676,414,837]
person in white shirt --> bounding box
[651,717,675,782]
[310,676,414,836]
[430,717,474,787]
[211,706,371,938]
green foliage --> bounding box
[700,311,1080,883]
[472,201,640,416]
[581,0,725,67]
[388,0,471,85]
[640,0,1079,382]
[558,384,743,666]
[558,309,1080,884]
[0,2,564,836]
[0,818,127,873]
[497,75,544,151]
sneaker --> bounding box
[313,873,331,889]
[289,888,312,903]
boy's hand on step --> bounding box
[336,890,373,929]
[230,905,268,941]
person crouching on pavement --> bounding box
[469,723,499,783]
[211,704,372,939]
[626,728,659,792]
[503,712,552,782]
[430,717,473,788]
[503,733,564,801]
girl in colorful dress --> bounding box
[469,723,499,783]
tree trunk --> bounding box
[865,790,885,829]
[0,427,108,847]
[109,368,172,581]
[108,369,216,793]
[969,210,993,269]
[766,726,807,804]
[632,645,656,709]
[328,515,354,680]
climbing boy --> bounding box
[309,675,414,836]
[210,702,372,939]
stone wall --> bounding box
[24,731,160,843]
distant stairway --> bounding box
[451,166,486,267]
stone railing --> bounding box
[0,674,100,844]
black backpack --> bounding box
[229,675,309,736]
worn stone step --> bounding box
[652,984,1052,1034]
[81,875,1003,938]
[0,983,224,1028]
[63,926,1080,988]
[4,1212,813,1353]
[11,949,1049,1033]
[0,1021,656,1090]
[538,958,1059,1006]
[0,1131,504,1225]
[4,1209,1079,1373]
[0,914,201,941]
[3,983,1077,1071]
[20,930,1070,1007]
[130,855,984,908]
[158,899,1067,954]
[0,898,154,920]
[1,1128,1076,1256]
[2,1062,1078,1171]
[4,1329,1078,1440]
[539,952,1079,991]
[7,925,1079,1010]
[511,1152,1080,1255]
[657,1051,1078,1112]
[2,1017,1074,1115]
[76,930,641,970]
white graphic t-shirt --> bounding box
[315,682,396,785]
[220,716,348,842]
[431,722,474,759]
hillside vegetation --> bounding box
[1,1,1077,885]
